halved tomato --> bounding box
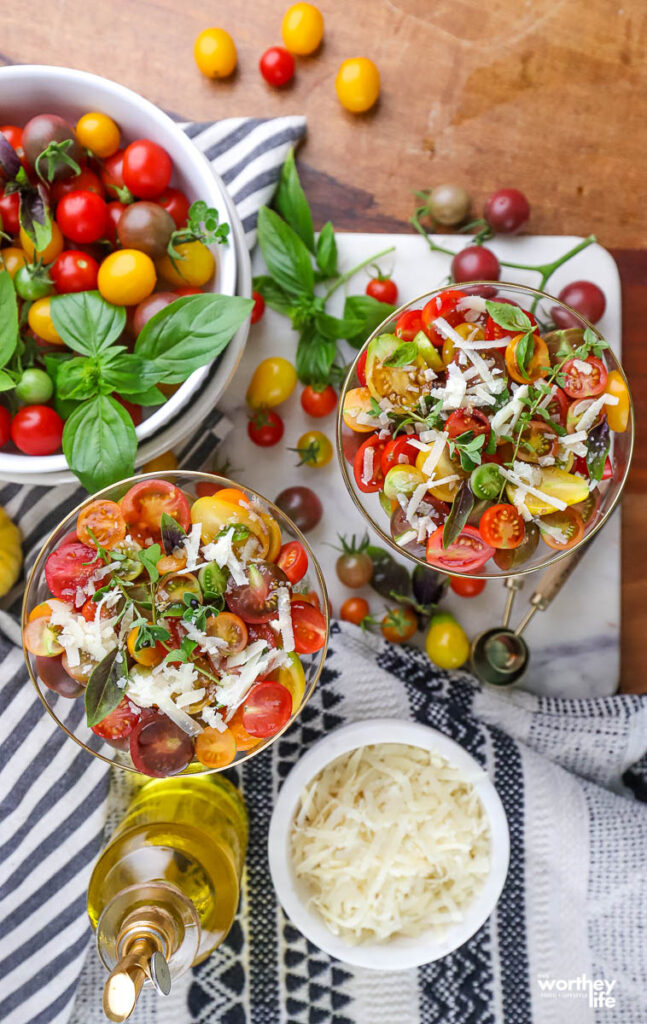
[484,303,537,344]
[354,434,388,493]
[394,309,423,341]
[356,348,368,386]
[445,408,491,442]
[91,698,141,741]
[516,419,559,464]
[479,504,525,549]
[420,289,467,346]
[505,333,550,384]
[129,711,194,777]
[228,708,263,750]
[205,612,248,655]
[195,725,237,768]
[291,599,327,654]
[277,541,308,584]
[561,356,607,399]
[77,499,126,551]
[23,615,64,657]
[380,435,420,477]
[241,681,293,738]
[121,479,190,541]
[538,508,585,550]
[545,386,569,427]
[426,524,494,572]
[342,386,378,433]
[44,541,98,603]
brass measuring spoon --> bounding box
[470,541,592,687]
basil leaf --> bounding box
[135,293,253,383]
[485,300,532,333]
[251,275,296,317]
[122,386,166,406]
[57,356,101,401]
[138,543,162,583]
[0,270,18,368]
[342,295,396,348]
[586,419,610,482]
[316,222,338,277]
[85,648,126,727]
[19,184,53,252]
[0,368,15,391]
[384,342,417,367]
[314,311,350,340]
[98,353,161,394]
[0,134,20,179]
[515,330,535,379]
[442,481,475,549]
[51,291,126,356]
[295,323,337,386]
[274,148,315,253]
[62,394,137,491]
[161,511,187,555]
[257,206,314,297]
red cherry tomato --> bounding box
[122,140,172,199]
[112,394,142,426]
[1,124,23,152]
[0,406,10,447]
[380,435,420,476]
[301,384,337,417]
[356,348,368,386]
[11,405,64,455]
[545,386,569,427]
[340,596,370,624]
[44,541,98,601]
[259,46,295,87]
[0,188,20,234]
[100,150,127,198]
[426,524,494,572]
[553,281,606,327]
[50,250,100,293]
[444,408,491,441]
[248,408,284,446]
[251,290,265,324]
[156,188,190,228]
[277,541,308,584]
[450,576,486,597]
[484,302,536,343]
[241,680,293,738]
[80,596,114,622]
[129,711,194,776]
[353,433,388,493]
[483,189,530,234]
[91,698,141,740]
[120,479,191,540]
[290,598,327,654]
[561,356,608,399]
[174,286,203,296]
[451,246,500,283]
[366,277,398,304]
[421,289,468,346]
[105,201,127,244]
[395,309,423,342]
[56,190,108,244]
[479,504,525,549]
[246,621,279,649]
[51,168,105,204]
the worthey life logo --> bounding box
[537,973,617,1009]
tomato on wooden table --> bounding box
[366,276,398,304]
[353,433,388,493]
[259,46,295,87]
[277,541,308,584]
[130,712,194,777]
[291,599,327,653]
[120,479,191,540]
[195,726,237,769]
[394,309,423,342]
[241,681,293,737]
[92,698,141,741]
[421,289,467,347]
[479,504,525,549]
[11,405,64,455]
[426,524,494,572]
[122,139,172,199]
[561,356,607,398]
[44,541,98,602]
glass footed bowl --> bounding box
[22,471,329,774]
[336,281,634,579]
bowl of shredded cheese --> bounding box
[268,719,509,969]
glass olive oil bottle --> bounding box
[88,775,248,1023]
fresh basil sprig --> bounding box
[85,647,127,727]
[442,480,475,549]
[0,271,18,390]
[167,200,230,262]
[383,342,417,367]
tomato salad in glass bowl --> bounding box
[22,472,329,777]
[337,282,633,578]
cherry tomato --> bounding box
[451,246,500,283]
[450,575,486,597]
[246,357,297,408]
[282,2,324,54]
[228,709,263,750]
[515,419,559,465]
[277,541,308,584]
[421,289,468,346]
[50,250,99,294]
[561,355,607,398]
[206,611,248,655]
[293,430,332,468]
[1,124,25,163]
[340,596,370,624]
[194,27,238,78]
[51,167,105,204]
[546,386,569,427]
[259,46,295,87]
[538,508,585,550]
[117,201,175,259]
[356,348,368,386]
[380,435,419,477]
[11,404,63,455]
[479,504,525,549]
[275,486,322,533]
[113,394,143,426]
[301,384,337,417]
[251,289,265,324]
[445,408,490,441]
[98,249,156,306]
[505,333,550,384]
[483,188,530,234]
[553,281,606,327]
[226,561,289,623]
[75,111,120,158]
[27,297,61,345]
[242,680,292,737]
[395,307,423,340]
[291,599,327,653]
[44,540,97,601]
[366,276,398,304]
[22,114,84,182]
[336,547,373,588]
[174,286,203,296]
[56,190,108,244]
[104,200,127,244]
[157,240,215,288]
[483,300,536,343]
[381,606,418,643]
[604,370,630,432]
[35,654,83,698]
[127,626,166,667]
[92,698,141,741]
[122,139,172,199]
[14,367,53,404]
[23,615,64,657]
[195,725,237,768]
[335,57,380,113]
[353,433,387,493]
[246,621,279,650]
[130,711,195,777]
[121,479,191,540]
[132,291,178,335]
[155,188,190,229]
[0,190,20,234]
[20,222,64,263]
[248,408,284,446]
[100,149,128,198]
[426,524,494,572]
[77,499,127,550]
[0,406,11,447]
[80,595,114,622]
[425,612,469,669]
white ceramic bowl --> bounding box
[0,64,238,480]
[268,719,509,970]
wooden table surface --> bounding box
[1,0,645,690]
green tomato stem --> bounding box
[324,245,396,300]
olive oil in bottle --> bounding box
[88,774,248,1022]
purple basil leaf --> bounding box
[0,134,20,180]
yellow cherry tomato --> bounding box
[28,297,62,345]
[415,446,465,502]
[0,247,27,278]
[425,612,470,670]
[271,651,306,711]
[75,112,121,158]
[442,323,482,366]
[20,222,64,263]
[604,369,630,432]
[294,430,332,468]
[127,626,165,667]
[194,27,237,78]
[98,249,156,306]
[281,3,324,55]
[157,240,215,287]
[342,386,377,432]
[141,450,178,473]
[246,356,297,408]
[335,57,380,113]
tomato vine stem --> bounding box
[324,246,396,301]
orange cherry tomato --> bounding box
[195,725,237,769]
[505,333,550,384]
[127,626,165,667]
[340,596,370,624]
[538,508,585,550]
[215,487,250,507]
[205,612,248,655]
[228,708,263,751]
[479,504,525,549]
[77,499,126,551]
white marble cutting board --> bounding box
[218,233,622,698]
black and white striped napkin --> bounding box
[0,113,305,1024]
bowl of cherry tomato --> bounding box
[337,281,633,578]
[22,471,329,777]
[0,65,243,482]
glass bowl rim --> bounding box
[335,279,634,579]
[22,470,330,774]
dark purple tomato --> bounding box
[133,292,178,335]
[129,711,194,777]
[117,201,175,259]
[483,188,530,234]
[451,246,501,283]
[462,283,498,298]
[22,114,84,181]
[225,561,289,623]
[274,486,323,533]
[552,281,606,328]
[36,654,84,698]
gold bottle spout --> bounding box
[101,904,181,1021]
